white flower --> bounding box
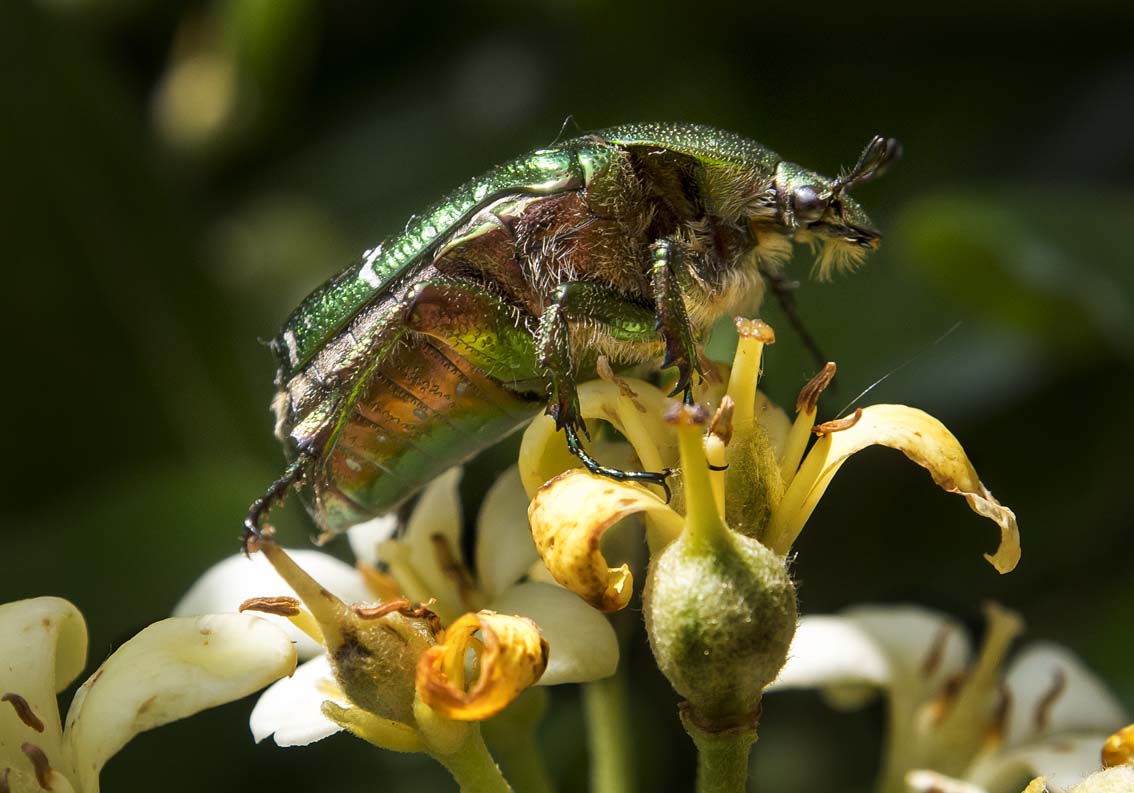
[0,596,295,793]
[768,603,1128,793]
[175,465,619,746]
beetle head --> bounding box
[759,135,901,279]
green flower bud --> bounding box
[643,403,798,730]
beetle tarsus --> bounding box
[564,425,672,501]
[242,460,307,555]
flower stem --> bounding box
[435,729,514,793]
[583,669,635,793]
[483,690,557,793]
[682,711,758,793]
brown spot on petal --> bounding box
[0,766,10,793]
[813,408,862,436]
[1,693,44,733]
[734,317,775,343]
[709,396,735,445]
[982,683,1011,750]
[1102,723,1134,767]
[20,743,51,790]
[430,534,477,608]
[1033,668,1067,734]
[239,596,303,617]
[795,362,837,414]
[137,695,158,716]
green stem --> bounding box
[582,670,635,793]
[435,728,514,793]
[482,690,557,793]
[682,709,757,793]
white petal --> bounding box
[249,654,348,747]
[906,769,988,793]
[346,513,400,566]
[770,606,970,708]
[1002,643,1128,749]
[379,467,465,612]
[1070,766,1134,793]
[475,466,540,601]
[173,550,372,658]
[770,615,891,696]
[968,733,1114,793]
[488,582,618,685]
[63,614,296,793]
[0,597,87,773]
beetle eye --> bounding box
[792,185,827,222]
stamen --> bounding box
[239,595,323,644]
[726,318,775,433]
[0,767,9,793]
[1102,723,1134,768]
[981,683,1011,750]
[706,397,734,516]
[20,743,51,790]
[780,362,837,483]
[665,403,728,546]
[1,693,44,733]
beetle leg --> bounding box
[243,457,308,554]
[536,281,657,434]
[565,424,672,501]
[650,238,705,403]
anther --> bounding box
[709,396,735,446]
[796,362,837,414]
[239,597,303,617]
[2,694,44,734]
[1102,723,1134,768]
[813,408,862,436]
[1033,669,1067,734]
[733,317,775,343]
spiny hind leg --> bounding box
[243,457,308,553]
[536,280,672,497]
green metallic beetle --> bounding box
[245,122,899,542]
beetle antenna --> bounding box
[550,115,582,146]
[834,320,962,418]
[833,135,902,194]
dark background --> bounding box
[1,1,1131,791]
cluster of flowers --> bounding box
[2,318,1129,792]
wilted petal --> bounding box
[476,467,540,601]
[380,467,465,611]
[63,614,296,793]
[489,581,618,685]
[250,654,348,746]
[416,611,548,721]
[527,469,682,611]
[174,551,373,659]
[766,404,1020,573]
[968,734,1114,793]
[1002,643,1128,749]
[0,597,87,773]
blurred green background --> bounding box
[1,1,1131,790]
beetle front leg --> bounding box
[243,456,308,553]
[650,238,705,404]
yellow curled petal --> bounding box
[416,611,548,721]
[518,378,673,497]
[766,404,1020,573]
[527,469,684,611]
